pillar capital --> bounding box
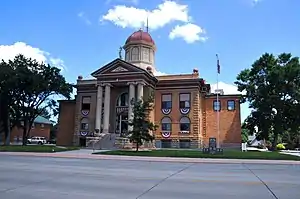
[96,81,102,87]
[127,81,137,85]
[103,83,113,87]
[136,81,146,86]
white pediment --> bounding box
[111,66,128,72]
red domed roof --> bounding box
[125,29,155,46]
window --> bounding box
[31,123,35,129]
[161,140,172,148]
[125,50,129,61]
[179,93,191,109]
[40,124,45,128]
[80,118,89,130]
[161,94,172,109]
[81,96,91,110]
[161,117,172,131]
[179,117,190,131]
[179,139,191,148]
[117,93,129,106]
[142,48,150,62]
[131,47,139,61]
[227,100,235,111]
[213,100,221,111]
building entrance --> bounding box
[115,92,129,137]
[79,137,86,147]
[116,114,128,137]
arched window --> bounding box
[131,47,139,61]
[142,47,150,62]
[161,117,172,131]
[125,50,130,61]
[117,93,129,106]
[179,117,190,131]
[80,118,89,130]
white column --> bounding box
[103,83,112,134]
[127,82,136,132]
[137,82,145,101]
[95,84,103,133]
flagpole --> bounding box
[146,16,149,32]
[216,54,220,148]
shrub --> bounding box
[276,143,285,150]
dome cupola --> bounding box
[125,29,155,46]
[123,29,156,72]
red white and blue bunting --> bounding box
[80,131,88,136]
[81,110,89,116]
[180,108,190,115]
[161,109,171,115]
[161,131,171,138]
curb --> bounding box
[1,152,300,165]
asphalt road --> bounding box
[0,155,299,199]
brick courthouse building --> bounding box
[57,29,242,149]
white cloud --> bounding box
[78,12,92,25]
[210,81,245,95]
[101,1,190,30]
[0,42,66,72]
[154,70,167,76]
[169,23,207,43]
[210,81,250,121]
[101,1,206,43]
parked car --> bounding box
[47,139,56,144]
[27,136,47,145]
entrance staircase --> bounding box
[86,133,116,150]
[114,137,133,149]
[86,134,155,150]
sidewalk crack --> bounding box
[243,163,279,199]
[135,163,195,199]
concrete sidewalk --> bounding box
[1,150,300,165]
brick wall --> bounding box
[9,123,51,143]
[204,96,242,147]
[57,100,76,146]
[154,88,200,142]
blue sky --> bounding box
[0,0,299,122]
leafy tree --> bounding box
[241,123,249,143]
[0,54,73,145]
[50,123,58,140]
[282,128,300,149]
[235,53,300,150]
[128,95,158,151]
[0,60,19,145]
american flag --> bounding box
[216,55,220,74]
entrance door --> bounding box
[79,137,86,147]
[116,114,128,137]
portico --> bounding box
[94,80,147,134]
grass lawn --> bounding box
[0,145,79,153]
[95,149,300,161]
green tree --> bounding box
[50,123,58,140]
[0,54,73,145]
[235,53,300,150]
[128,96,158,151]
[0,60,19,145]
[241,122,249,143]
[282,128,300,149]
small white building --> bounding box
[248,133,264,147]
